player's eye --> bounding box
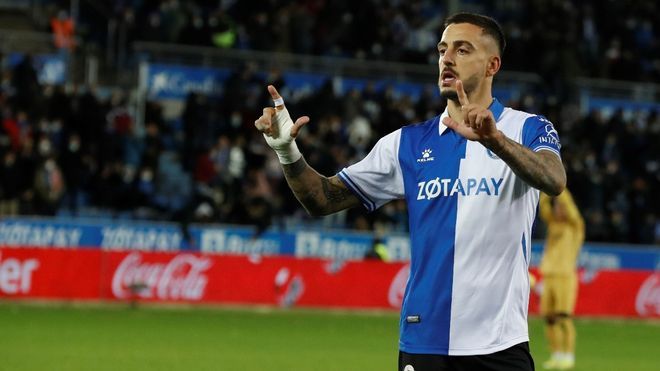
[438,49,446,55]
[458,48,468,55]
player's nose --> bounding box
[440,52,455,66]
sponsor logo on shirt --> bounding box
[416,148,434,163]
[417,177,504,200]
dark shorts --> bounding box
[398,342,535,371]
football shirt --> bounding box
[338,98,561,355]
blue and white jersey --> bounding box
[338,99,561,356]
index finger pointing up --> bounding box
[267,85,285,109]
[456,80,470,106]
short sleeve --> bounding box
[521,115,562,158]
[337,129,404,212]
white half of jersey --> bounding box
[338,99,561,355]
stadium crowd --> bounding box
[0,54,658,244]
[0,0,657,245]
[94,0,660,85]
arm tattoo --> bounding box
[280,156,359,216]
[490,137,566,195]
[321,177,354,204]
[298,191,323,215]
[282,157,308,178]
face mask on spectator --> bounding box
[68,140,80,152]
[45,159,56,171]
[38,139,52,156]
[140,169,154,182]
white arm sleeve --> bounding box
[337,129,404,212]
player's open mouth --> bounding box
[441,70,457,85]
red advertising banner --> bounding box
[1,247,658,318]
[528,268,660,317]
[0,247,102,300]
[102,250,406,308]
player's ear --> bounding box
[486,55,501,77]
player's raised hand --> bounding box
[442,80,499,143]
[254,85,309,164]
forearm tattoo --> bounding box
[282,157,308,178]
[494,138,565,195]
[281,156,357,215]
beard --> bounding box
[439,74,480,102]
[440,89,459,101]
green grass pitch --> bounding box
[0,302,658,371]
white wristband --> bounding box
[274,140,302,164]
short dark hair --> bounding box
[444,13,506,56]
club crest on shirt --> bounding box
[416,148,434,163]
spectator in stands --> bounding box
[140,12,165,42]
[50,10,75,51]
[11,55,42,119]
[178,14,209,46]
[182,92,215,172]
[364,237,390,261]
[209,10,237,49]
[0,150,21,215]
[59,133,88,215]
[33,155,65,216]
[50,9,75,79]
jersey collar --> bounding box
[438,98,504,136]
[489,98,504,122]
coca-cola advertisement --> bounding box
[634,273,660,317]
[1,247,658,318]
[102,251,405,308]
[109,252,212,301]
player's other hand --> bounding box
[254,85,309,164]
[255,85,309,148]
[442,80,502,147]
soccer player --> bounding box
[255,12,566,371]
[538,190,585,370]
